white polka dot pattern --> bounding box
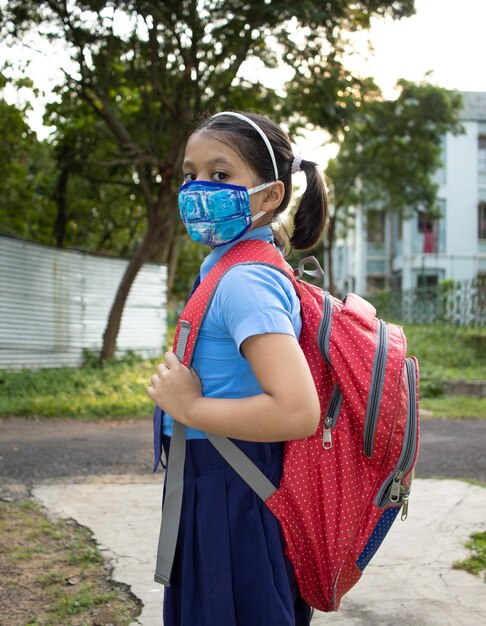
[173,240,421,613]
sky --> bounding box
[250,0,486,162]
[2,0,485,146]
[345,0,486,97]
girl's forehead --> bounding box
[184,130,246,165]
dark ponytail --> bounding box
[193,111,328,253]
[290,159,328,250]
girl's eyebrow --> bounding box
[182,156,233,169]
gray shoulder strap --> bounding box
[154,418,186,586]
[154,428,278,586]
[206,434,278,501]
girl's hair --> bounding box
[193,111,328,252]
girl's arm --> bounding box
[147,332,320,441]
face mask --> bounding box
[178,179,273,247]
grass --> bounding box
[403,323,486,419]
[0,498,141,625]
[452,482,486,583]
[0,322,485,420]
[458,478,486,488]
[404,323,486,382]
[0,352,162,420]
[453,531,486,582]
[421,396,486,419]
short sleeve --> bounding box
[214,264,301,355]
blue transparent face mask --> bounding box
[178,179,273,247]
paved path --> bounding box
[1,417,485,487]
[33,478,486,626]
[2,417,486,625]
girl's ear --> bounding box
[262,181,285,212]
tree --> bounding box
[325,80,463,294]
[0,72,144,254]
[0,0,417,360]
[0,74,56,243]
[44,89,149,255]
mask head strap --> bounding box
[211,111,279,181]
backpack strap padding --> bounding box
[342,293,377,331]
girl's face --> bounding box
[182,130,268,220]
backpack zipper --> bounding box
[317,293,333,365]
[375,358,419,517]
[364,320,389,457]
[322,384,343,449]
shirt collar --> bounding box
[200,225,274,280]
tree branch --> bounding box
[82,175,137,187]
[144,13,175,114]
[204,33,254,108]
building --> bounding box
[333,91,486,297]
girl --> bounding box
[147,110,327,626]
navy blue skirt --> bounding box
[161,436,311,626]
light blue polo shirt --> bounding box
[163,225,302,439]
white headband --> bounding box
[211,111,279,181]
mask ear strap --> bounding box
[248,181,275,195]
[249,181,277,224]
[211,111,279,181]
[252,210,267,224]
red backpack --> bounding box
[154,239,420,612]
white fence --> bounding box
[0,236,167,369]
[368,279,486,326]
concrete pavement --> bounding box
[33,477,486,626]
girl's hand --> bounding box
[146,352,202,423]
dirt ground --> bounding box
[0,498,141,626]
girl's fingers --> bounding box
[190,367,201,382]
[164,351,181,367]
[151,374,160,387]
[153,352,177,377]
[156,361,171,376]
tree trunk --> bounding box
[150,216,183,296]
[100,224,164,362]
[166,234,183,295]
[326,214,336,296]
[386,213,394,290]
[54,165,69,248]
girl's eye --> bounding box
[183,173,196,182]
[212,171,228,182]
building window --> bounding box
[417,274,439,288]
[391,272,402,292]
[366,275,385,294]
[479,203,486,239]
[417,213,439,253]
[479,137,486,173]
[417,213,433,233]
[366,210,385,244]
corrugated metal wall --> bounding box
[0,236,167,370]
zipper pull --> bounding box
[401,495,409,521]
[390,471,403,503]
[322,416,333,450]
